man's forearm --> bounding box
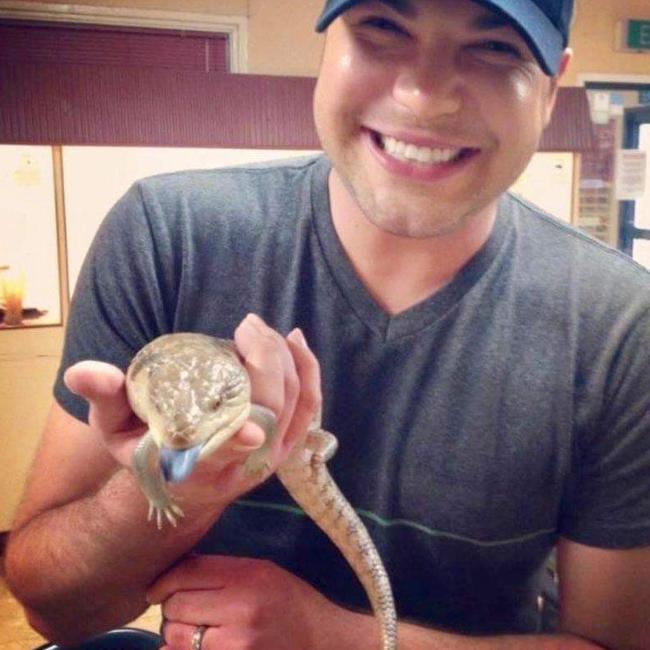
[5,467,223,645]
[399,620,606,649]
[330,608,605,650]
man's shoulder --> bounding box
[106,153,328,238]
[135,153,325,201]
[90,154,329,269]
[503,191,650,293]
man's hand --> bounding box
[62,313,322,510]
[6,314,322,644]
[148,554,367,650]
[148,554,611,650]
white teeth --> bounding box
[404,143,418,160]
[380,135,461,164]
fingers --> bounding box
[285,328,322,451]
[64,360,139,434]
[148,555,256,605]
[147,555,218,605]
[163,589,222,624]
[160,616,260,650]
[161,621,230,650]
[228,421,266,452]
[233,314,322,465]
[234,314,301,440]
[153,556,323,650]
[152,557,281,648]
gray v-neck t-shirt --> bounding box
[55,154,650,635]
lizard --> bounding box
[125,332,398,650]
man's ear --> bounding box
[543,48,573,126]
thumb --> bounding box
[64,360,139,434]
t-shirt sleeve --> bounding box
[561,302,650,548]
[53,181,177,423]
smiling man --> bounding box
[314,0,573,313]
[6,1,650,649]
[315,0,566,240]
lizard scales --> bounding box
[125,332,398,650]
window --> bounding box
[0,19,229,72]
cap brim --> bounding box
[315,0,363,33]
[479,0,565,75]
[315,0,565,75]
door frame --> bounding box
[578,74,650,252]
[620,106,650,255]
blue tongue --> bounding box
[160,445,202,483]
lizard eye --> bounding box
[207,398,221,411]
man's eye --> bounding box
[475,40,523,58]
[360,17,408,36]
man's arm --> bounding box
[148,540,650,649]
[5,318,319,646]
[394,624,601,649]
[392,624,598,649]
[148,555,604,650]
[556,537,650,649]
[395,538,650,649]
[384,538,650,649]
[5,401,230,645]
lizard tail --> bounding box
[277,436,398,650]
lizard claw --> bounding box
[148,499,185,530]
[243,455,271,477]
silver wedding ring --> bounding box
[191,624,208,650]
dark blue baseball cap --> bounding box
[315,0,573,76]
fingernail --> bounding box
[246,313,265,325]
[289,327,308,347]
[232,442,263,452]
[62,367,78,394]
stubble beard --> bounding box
[316,105,511,240]
[333,150,492,240]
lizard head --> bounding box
[126,333,252,482]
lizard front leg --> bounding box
[304,429,339,462]
[132,431,184,529]
[242,404,278,476]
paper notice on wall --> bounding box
[615,150,647,200]
[590,91,611,124]
[11,153,41,186]
[609,93,626,117]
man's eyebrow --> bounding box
[366,3,514,30]
[375,0,418,19]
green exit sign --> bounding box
[625,20,650,50]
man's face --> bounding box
[314,0,569,238]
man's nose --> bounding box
[392,52,463,121]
